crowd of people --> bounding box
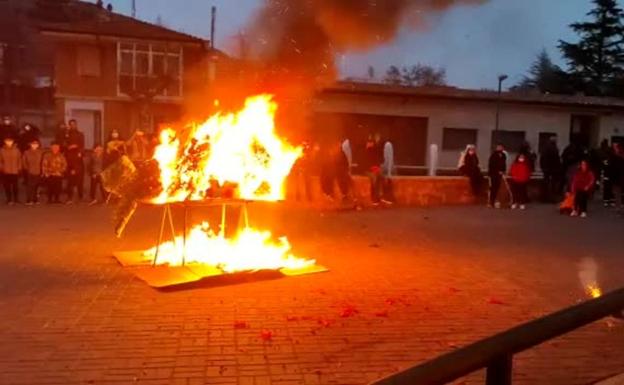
[0,116,156,206]
[3,112,623,218]
[293,133,395,207]
[458,136,624,218]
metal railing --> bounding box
[370,287,624,385]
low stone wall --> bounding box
[286,175,476,206]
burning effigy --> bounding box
[106,95,326,288]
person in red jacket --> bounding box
[509,154,532,210]
[571,159,596,218]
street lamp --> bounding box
[495,74,508,132]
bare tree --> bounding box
[384,64,446,86]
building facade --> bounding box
[1,0,218,148]
[315,82,624,173]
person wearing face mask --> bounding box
[22,139,44,205]
[105,129,126,166]
[42,143,67,204]
[87,143,106,205]
[0,137,22,204]
[509,154,532,210]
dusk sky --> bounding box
[92,0,597,90]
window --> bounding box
[538,132,557,154]
[442,128,478,151]
[491,130,526,152]
[117,42,183,98]
[77,46,101,77]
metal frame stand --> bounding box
[151,200,250,267]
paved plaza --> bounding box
[1,202,624,385]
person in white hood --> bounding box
[341,138,352,174]
[383,140,394,178]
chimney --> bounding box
[96,0,103,8]
[106,3,113,12]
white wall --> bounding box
[314,93,624,170]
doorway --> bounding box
[570,114,599,149]
[65,100,104,149]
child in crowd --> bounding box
[509,154,532,210]
[571,160,596,218]
[42,143,67,204]
[0,136,21,204]
[88,143,106,205]
[22,139,44,205]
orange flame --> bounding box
[152,94,301,203]
[144,222,315,272]
[586,283,602,299]
[145,95,311,272]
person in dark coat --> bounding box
[539,136,562,202]
[17,123,41,152]
[561,142,585,192]
[362,133,387,205]
[458,144,483,197]
[600,141,616,207]
[488,144,507,208]
[63,119,85,203]
[293,140,315,202]
[612,143,624,210]
[319,141,351,204]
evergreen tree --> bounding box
[516,49,572,94]
[558,0,624,95]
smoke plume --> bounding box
[248,0,487,84]
[188,0,487,140]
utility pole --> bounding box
[210,6,216,49]
[131,0,136,18]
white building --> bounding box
[314,82,624,173]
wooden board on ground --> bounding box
[130,266,204,288]
[115,251,329,288]
[113,250,152,267]
[280,264,329,276]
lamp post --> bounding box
[494,74,508,147]
[495,74,508,132]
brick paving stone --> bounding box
[1,204,624,385]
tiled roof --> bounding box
[32,0,205,44]
[324,81,624,109]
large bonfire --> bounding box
[152,95,302,203]
[107,95,315,274]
